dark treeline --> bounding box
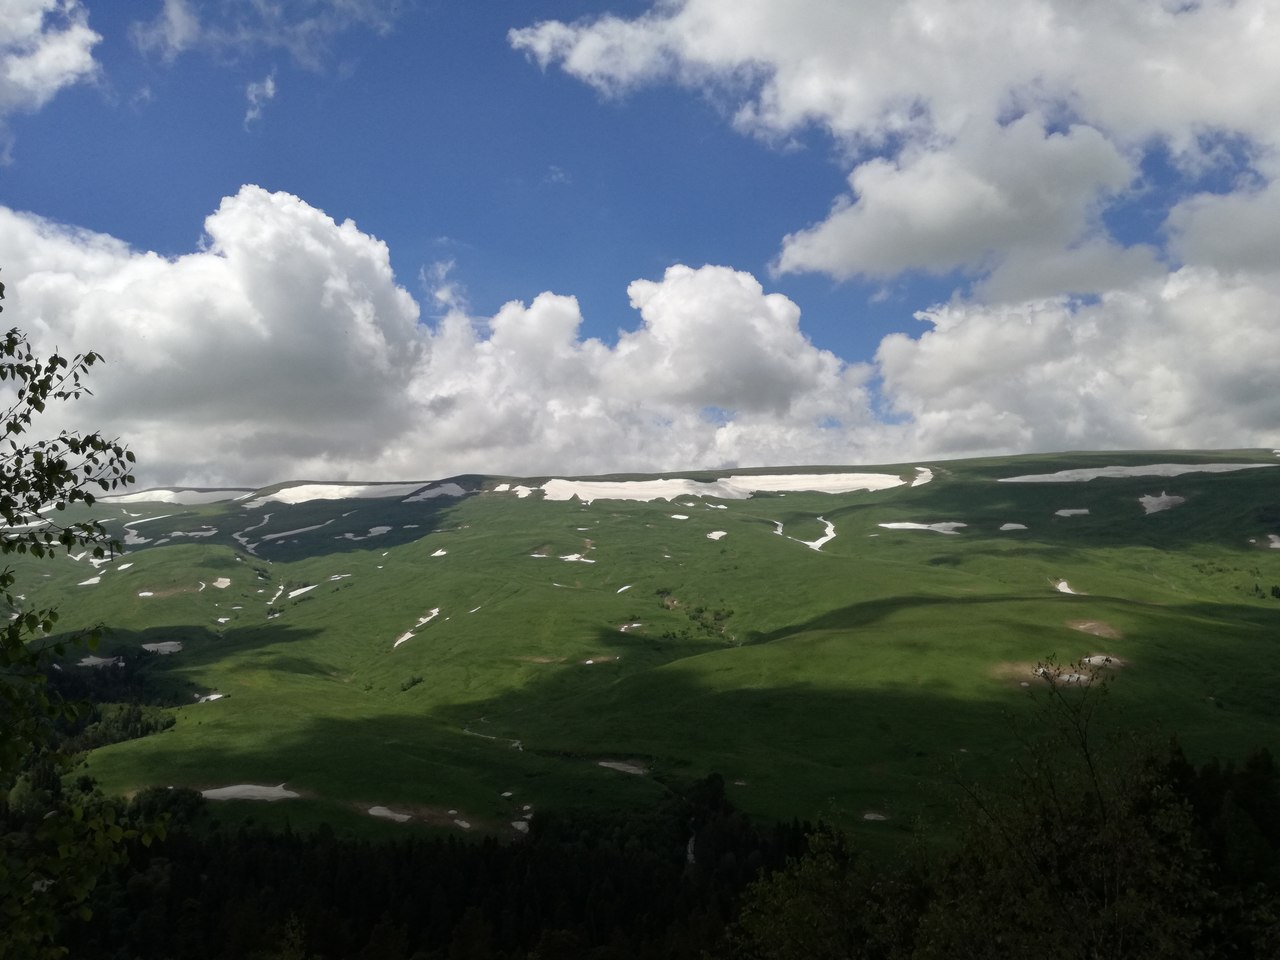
[42,739,1280,960]
[62,775,808,960]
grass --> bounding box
[16,449,1280,839]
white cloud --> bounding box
[875,269,1280,455]
[0,0,100,142]
[243,69,276,126]
[131,0,200,62]
[512,0,1280,297]
[1165,172,1280,276]
[133,0,403,68]
[773,115,1136,281]
[2,189,1274,487]
[0,190,878,485]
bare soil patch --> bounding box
[1067,619,1122,639]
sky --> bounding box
[1,0,1278,487]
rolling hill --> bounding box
[16,449,1280,840]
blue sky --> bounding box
[1,1,1278,485]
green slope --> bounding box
[15,450,1280,838]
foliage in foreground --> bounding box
[0,282,138,960]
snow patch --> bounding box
[879,522,966,535]
[911,467,933,486]
[212,577,231,588]
[541,471,908,504]
[1055,580,1083,595]
[1000,463,1276,483]
[431,548,447,557]
[402,482,468,502]
[795,517,837,551]
[247,482,429,507]
[102,488,250,505]
[339,526,392,541]
[999,523,1028,531]
[1140,492,1186,514]
[616,584,632,593]
[1055,509,1090,517]
[670,514,689,520]
[142,641,183,654]
[77,576,101,586]
[262,520,334,541]
[287,585,317,599]
[707,531,727,540]
[598,760,647,775]
[368,806,411,823]
[202,784,299,802]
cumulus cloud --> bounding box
[0,0,100,149]
[2,188,1275,487]
[774,115,1136,280]
[0,190,882,485]
[876,269,1280,456]
[512,0,1280,297]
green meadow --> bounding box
[17,450,1280,841]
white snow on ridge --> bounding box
[102,488,251,505]
[879,522,966,535]
[999,463,1276,483]
[540,471,909,504]
[246,483,430,506]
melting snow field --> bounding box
[247,482,429,507]
[212,577,231,588]
[368,805,411,823]
[102,488,249,504]
[1055,580,1083,595]
[287,585,317,599]
[201,784,299,801]
[879,522,966,535]
[999,463,1276,483]
[540,471,912,504]
[431,548,447,557]
[707,531,727,540]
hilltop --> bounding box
[16,449,1280,839]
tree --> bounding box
[0,275,138,959]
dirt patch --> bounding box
[990,661,1042,682]
[1067,619,1122,639]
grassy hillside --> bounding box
[15,450,1280,840]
